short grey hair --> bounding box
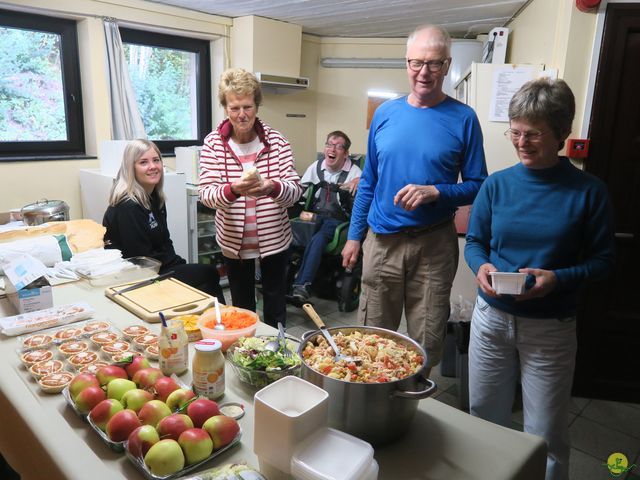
[406,25,451,57]
[109,139,165,209]
[508,78,575,139]
[218,68,263,108]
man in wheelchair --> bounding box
[291,130,362,303]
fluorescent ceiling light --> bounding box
[321,57,405,69]
[367,90,400,99]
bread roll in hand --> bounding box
[241,166,262,182]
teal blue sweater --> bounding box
[464,158,614,318]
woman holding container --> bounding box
[199,68,302,327]
[464,78,615,480]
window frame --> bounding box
[0,8,85,160]
[119,27,212,154]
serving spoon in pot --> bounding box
[302,303,359,364]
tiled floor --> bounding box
[251,290,640,479]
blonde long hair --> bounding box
[108,139,165,210]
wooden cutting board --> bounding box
[105,277,214,323]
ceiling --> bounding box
[149,0,530,38]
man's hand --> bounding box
[393,184,440,211]
[342,239,361,270]
[476,263,498,297]
[339,177,360,195]
[516,268,557,300]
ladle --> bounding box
[213,297,225,330]
[302,303,358,363]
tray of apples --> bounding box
[64,357,242,478]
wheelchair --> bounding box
[286,182,362,312]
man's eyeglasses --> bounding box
[504,128,550,142]
[325,142,346,151]
[407,59,448,73]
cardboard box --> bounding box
[3,254,53,313]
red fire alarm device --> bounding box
[576,0,601,13]
[567,138,590,158]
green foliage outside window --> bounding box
[124,44,195,140]
[0,27,67,142]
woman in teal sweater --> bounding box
[464,78,614,480]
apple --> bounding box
[165,388,196,412]
[121,388,154,413]
[157,413,193,441]
[96,365,128,386]
[106,378,137,401]
[89,399,124,431]
[144,439,185,476]
[124,355,152,379]
[68,373,100,400]
[74,385,106,414]
[106,408,141,442]
[186,398,220,428]
[154,376,180,402]
[202,415,240,450]
[138,400,172,428]
[132,367,165,390]
[127,425,160,459]
[178,428,213,465]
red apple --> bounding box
[186,398,220,428]
[132,367,165,390]
[106,409,141,442]
[106,378,136,401]
[144,439,185,476]
[124,355,152,379]
[165,388,196,412]
[89,398,124,431]
[138,400,172,428]
[121,388,154,413]
[202,415,240,450]
[74,385,106,414]
[127,424,160,458]
[96,365,128,386]
[157,413,193,441]
[69,373,100,400]
[178,428,213,465]
[154,376,180,402]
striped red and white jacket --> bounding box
[199,118,303,258]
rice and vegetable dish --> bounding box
[302,330,424,383]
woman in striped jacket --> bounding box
[199,68,302,327]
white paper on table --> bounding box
[488,65,537,122]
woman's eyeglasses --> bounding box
[504,128,550,142]
[407,59,448,73]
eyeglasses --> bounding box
[407,59,448,73]
[504,128,550,142]
[325,142,346,151]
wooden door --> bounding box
[573,4,640,403]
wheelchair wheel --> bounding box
[338,266,361,313]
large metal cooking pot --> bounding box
[299,325,436,446]
[21,199,70,226]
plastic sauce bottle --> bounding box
[159,319,189,375]
[192,339,225,400]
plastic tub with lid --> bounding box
[290,427,378,480]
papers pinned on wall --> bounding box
[488,66,537,122]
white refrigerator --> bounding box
[79,168,189,260]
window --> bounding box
[0,9,85,159]
[119,28,211,154]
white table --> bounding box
[0,282,547,480]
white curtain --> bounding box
[103,19,146,140]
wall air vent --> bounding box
[254,72,309,93]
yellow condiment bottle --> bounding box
[192,339,225,400]
[158,319,189,375]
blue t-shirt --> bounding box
[464,158,615,318]
[348,95,487,239]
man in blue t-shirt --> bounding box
[342,25,487,373]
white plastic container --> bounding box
[489,272,527,295]
[290,427,378,480]
[254,376,329,474]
